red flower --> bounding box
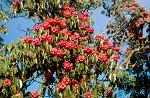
[82,11,89,17]
[61,29,71,37]
[69,6,75,12]
[80,78,87,83]
[74,32,80,39]
[44,71,52,79]
[72,43,78,50]
[46,35,53,44]
[41,22,50,30]
[56,82,67,92]
[41,34,47,41]
[95,35,104,40]
[3,79,11,87]
[69,35,76,41]
[12,2,21,7]
[103,38,109,44]
[32,38,41,46]
[40,48,44,53]
[24,36,32,43]
[114,55,120,61]
[63,11,72,18]
[51,48,65,57]
[81,23,88,30]
[51,47,58,54]
[65,42,73,50]
[53,18,61,24]
[45,18,57,25]
[56,40,66,47]
[51,27,60,34]
[100,45,110,51]
[84,92,92,98]
[63,61,73,71]
[88,27,94,34]
[59,21,67,28]
[78,15,89,21]
[113,46,120,52]
[63,4,70,11]
[30,91,38,98]
[71,80,80,90]
[33,25,41,32]
[72,11,78,17]
[83,47,93,54]
[71,80,78,86]
[81,36,88,41]
[77,55,86,63]
[105,90,113,97]
[61,77,71,85]
[98,53,109,63]
[107,44,113,49]
[56,41,78,50]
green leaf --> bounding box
[10,84,16,94]
[8,42,15,52]
[0,61,3,76]
[0,79,3,88]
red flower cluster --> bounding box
[41,34,53,44]
[44,71,52,79]
[76,55,86,63]
[63,4,75,18]
[12,2,21,7]
[71,80,78,86]
[81,23,88,30]
[94,35,104,40]
[51,48,65,57]
[3,79,11,87]
[63,4,94,35]
[63,61,73,71]
[24,36,32,43]
[32,38,41,46]
[88,27,94,34]
[84,92,92,98]
[83,47,94,54]
[78,11,89,22]
[33,18,67,33]
[30,91,38,98]
[114,55,120,61]
[71,80,80,90]
[98,53,109,63]
[56,77,71,92]
[105,90,113,97]
[24,34,53,46]
[61,77,71,85]
[81,23,94,34]
[51,27,60,34]
[113,46,120,52]
[69,32,80,41]
[56,40,78,50]
[81,36,88,41]
[56,82,67,92]
[100,44,112,51]
[61,29,71,37]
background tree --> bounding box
[101,0,150,97]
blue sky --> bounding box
[0,0,150,97]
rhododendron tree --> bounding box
[0,0,149,98]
